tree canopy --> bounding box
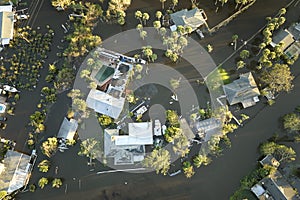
[260,142,296,163]
[142,148,170,175]
[261,63,294,94]
[283,113,300,132]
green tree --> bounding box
[173,134,190,157]
[98,115,113,126]
[142,148,170,175]
[182,161,195,178]
[283,113,300,132]
[135,10,143,24]
[207,44,213,53]
[166,110,179,126]
[67,89,82,100]
[52,178,63,188]
[261,63,294,94]
[240,49,250,59]
[38,177,48,189]
[236,60,246,70]
[160,0,166,10]
[41,137,58,158]
[170,78,181,90]
[193,154,212,168]
[38,160,51,173]
[142,12,150,25]
[232,34,238,50]
[278,8,286,16]
[260,142,296,162]
[51,0,72,9]
[153,20,161,32]
[78,138,102,164]
[155,11,162,20]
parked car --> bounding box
[16,14,29,20]
[196,29,204,39]
[0,116,7,121]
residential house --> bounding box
[260,154,280,168]
[270,29,295,51]
[170,8,207,32]
[0,150,36,197]
[288,22,300,41]
[284,41,300,59]
[223,72,260,108]
[57,117,78,141]
[179,118,195,141]
[0,4,14,46]
[191,118,222,142]
[104,121,153,165]
[86,49,134,119]
[251,156,299,200]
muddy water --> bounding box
[11,0,300,199]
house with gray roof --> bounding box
[0,4,14,46]
[104,121,153,165]
[170,8,207,32]
[252,171,298,200]
[260,154,280,168]
[270,29,295,51]
[0,150,36,197]
[192,118,222,142]
[223,72,260,108]
[57,117,78,141]
[288,22,300,41]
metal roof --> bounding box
[57,117,78,140]
[223,72,260,108]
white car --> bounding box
[16,14,29,20]
[196,29,204,39]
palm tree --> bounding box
[240,49,250,59]
[156,11,162,20]
[52,178,63,188]
[171,0,178,10]
[236,60,246,70]
[170,77,181,90]
[219,0,228,6]
[193,154,212,168]
[142,46,153,62]
[160,0,167,10]
[207,44,213,53]
[38,160,51,173]
[153,21,161,32]
[278,8,286,16]
[159,27,167,38]
[136,24,143,32]
[182,161,195,178]
[38,177,48,189]
[140,30,147,40]
[256,42,266,56]
[135,10,143,24]
[142,12,150,26]
[232,34,238,50]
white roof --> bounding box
[0,150,31,194]
[114,122,153,145]
[251,184,266,197]
[57,117,78,140]
[86,89,125,119]
[0,4,12,12]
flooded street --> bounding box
[1,0,299,199]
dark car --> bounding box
[0,116,7,121]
